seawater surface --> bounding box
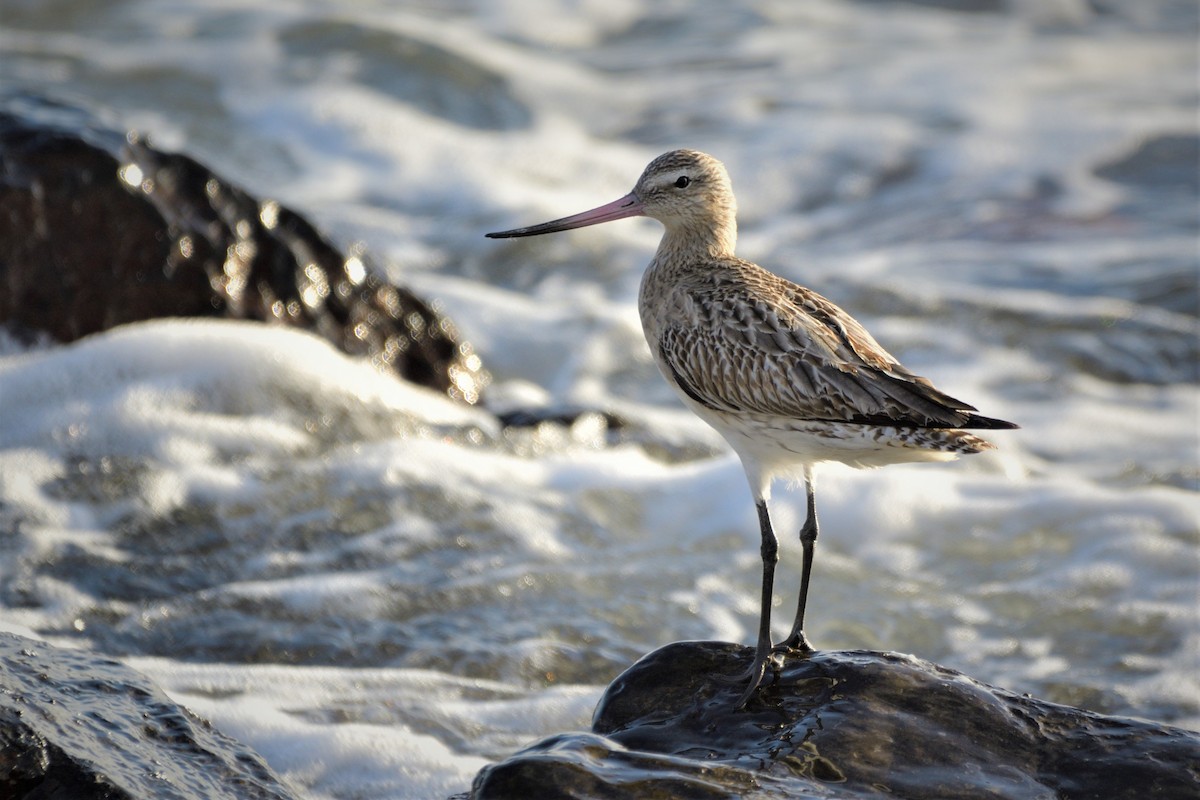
[1,1,1197,798]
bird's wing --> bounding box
[657,264,983,428]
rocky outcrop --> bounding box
[0,94,487,403]
[470,641,1200,799]
[0,632,296,800]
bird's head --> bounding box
[486,149,737,254]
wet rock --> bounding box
[471,641,1200,800]
[0,631,295,800]
[0,94,488,403]
[495,405,625,431]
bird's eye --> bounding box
[674,176,691,189]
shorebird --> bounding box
[486,150,1016,707]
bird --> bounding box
[486,149,1017,707]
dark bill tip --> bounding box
[484,192,644,240]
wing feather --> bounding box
[656,261,996,429]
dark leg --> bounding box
[735,499,779,708]
[782,472,817,651]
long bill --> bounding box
[485,192,644,238]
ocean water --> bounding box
[1,1,1197,798]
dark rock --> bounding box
[496,406,625,431]
[0,631,296,800]
[0,93,488,403]
[470,641,1200,799]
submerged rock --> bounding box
[471,641,1200,799]
[0,93,488,403]
[0,632,295,800]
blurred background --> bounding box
[0,2,1197,798]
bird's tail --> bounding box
[959,414,1020,430]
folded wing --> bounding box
[657,263,1017,431]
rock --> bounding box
[0,93,488,403]
[0,632,296,800]
[470,641,1200,800]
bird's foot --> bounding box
[732,658,769,709]
[775,630,814,654]
[726,648,785,709]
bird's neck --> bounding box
[655,216,738,263]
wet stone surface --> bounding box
[470,641,1200,800]
[0,632,295,800]
[0,93,488,403]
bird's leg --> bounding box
[782,470,817,652]
[734,498,779,708]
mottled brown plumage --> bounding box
[649,256,991,427]
[487,149,1016,707]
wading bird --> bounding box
[487,150,1016,706]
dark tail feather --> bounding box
[960,413,1019,430]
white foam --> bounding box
[1,4,1196,799]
